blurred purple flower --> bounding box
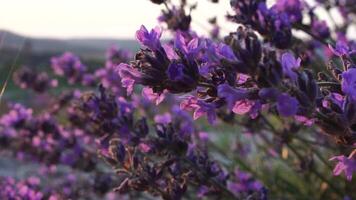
[329,41,351,57]
[342,68,356,100]
[136,25,162,50]
[167,63,184,81]
[180,96,216,124]
[273,0,303,23]
[142,87,166,105]
[329,153,356,181]
[312,20,330,39]
[227,169,263,195]
[233,100,254,115]
[51,52,87,84]
[218,84,248,110]
[215,43,237,61]
[281,52,301,81]
[154,113,172,124]
[277,93,299,117]
[117,63,142,94]
[0,103,33,127]
[174,32,201,59]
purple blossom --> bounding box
[277,93,299,117]
[342,68,356,100]
[0,177,44,200]
[13,68,58,93]
[142,87,166,105]
[174,32,201,59]
[180,96,216,124]
[329,153,356,181]
[322,93,344,109]
[215,43,237,61]
[0,103,33,127]
[281,52,301,81]
[227,169,263,195]
[273,0,303,23]
[154,113,172,124]
[197,185,210,198]
[163,43,178,60]
[51,52,87,84]
[172,105,195,136]
[136,25,162,50]
[329,41,351,57]
[259,88,280,100]
[167,63,185,81]
[105,45,131,67]
[312,20,330,39]
[116,63,142,94]
[218,84,249,110]
[233,100,254,115]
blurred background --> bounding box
[0,0,233,58]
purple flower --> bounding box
[232,100,252,115]
[142,87,166,105]
[167,63,184,81]
[277,93,299,117]
[273,0,303,23]
[258,88,280,100]
[215,43,237,61]
[105,45,131,67]
[197,185,210,198]
[0,103,33,127]
[342,68,356,100]
[204,41,237,63]
[13,68,58,93]
[136,25,162,50]
[172,105,195,136]
[329,41,351,57]
[180,96,216,124]
[312,20,330,39]
[218,84,249,110]
[163,43,178,60]
[51,52,87,84]
[174,32,201,59]
[329,153,356,181]
[116,63,142,95]
[281,52,301,81]
[154,113,172,124]
[227,169,263,195]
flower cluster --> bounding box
[51,52,95,86]
[13,67,58,93]
[0,0,355,199]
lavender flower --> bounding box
[342,68,356,100]
[13,67,58,93]
[277,93,299,117]
[116,63,142,94]
[218,83,249,110]
[136,25,162,50]
[180,96,217,124]
[51,52,88,84]
[330,152,356,181]
[281,52,301,81]
[329,41,352,57]
[273,0,303,23]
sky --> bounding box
[0,0,233,39]
[1,0,352,40]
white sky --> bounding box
[1,0,352,39]
[0,0,233,39]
